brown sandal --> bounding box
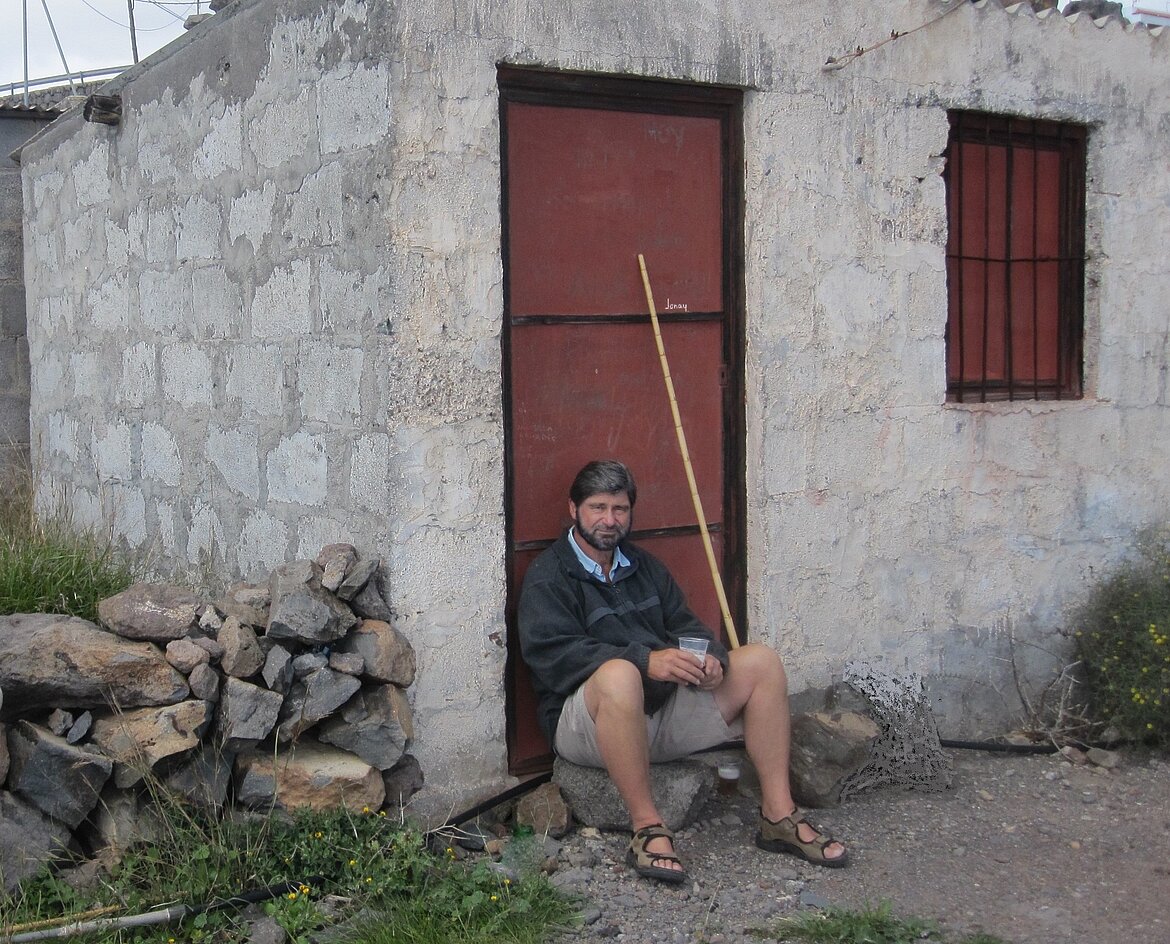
[626,823,688,884]
[755,808,849,868]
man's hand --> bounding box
[647,649,723,689]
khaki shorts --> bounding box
[554,683,744,767]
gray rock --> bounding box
[190,634,226,661]
[1086,747,1121,769]
[83,783,164,853]
[66,711,93,744]
[7,721,113,828]
[382,753,424,809]
[262,645,295,693]
[789,710,881,808]
[218,677,283,751]
[188,662,220,701]
[328,651,364,676]
[89,700,213,787]
[317,683,412,769]
[216,582,271,629]
[276,668,362,742]
[47,708,74,736]
[166,637,211,673]
[350,574,394,622]
[292,652,328,677]
[267,561,357,646]
[247,914,289,944]
[0,790,75,892]
[336,557,378,601]
[97,583,201,641]
[316,543,359,592]
[0,721,7,782]
[0,614,189,712]
[164,743,236,809]
[219,617,264,678]
[334,619,416,686]
[198,605,224,632]
[554,757,713,831]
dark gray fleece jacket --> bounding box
[518,532,730,747]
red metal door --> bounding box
[500,71,744,774]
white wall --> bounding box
[19,0,1170,818]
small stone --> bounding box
[292,652,328,677]
[190,635,226,661]
[978,789,994,801]
[188,663,220,701]
[47,708,74,736]
[166,638,211,673]
[198,606,223,632]
[1069,840,1081,849]
[798,889,831,909]
[66,711,93,743]
[1085,747,1121,769]
[328,652,364,676]
[1061,745,1089,766]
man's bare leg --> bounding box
[713,644,846,862]
[584,659,683,873]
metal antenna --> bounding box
[39,0,76,91]
[127,0,139,63]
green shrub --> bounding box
[1073,529,1170,746]
[0,476,138,622]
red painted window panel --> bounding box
[944,113,1085,401]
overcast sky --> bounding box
[2,0,1160,97]
[2,0,200,92]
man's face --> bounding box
[570,491,632,553]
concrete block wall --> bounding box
[0,115,45,477]
[17,0,1170,817]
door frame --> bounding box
[498,67,747,775]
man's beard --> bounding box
[575,512,631,552]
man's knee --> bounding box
[731,643,788,693]
[584,658,645,716]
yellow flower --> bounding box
[300,885,311,895]
[366,877,373,884]
[363,806,371,814]
[349,859,357,866]
[491,895,499,902]
[504,878,512,886]
[288,892,298,900]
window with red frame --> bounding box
[944,112,1086,402]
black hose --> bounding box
[941,738,1058,754]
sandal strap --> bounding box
[632,822,674,842]
[630,823,682,869]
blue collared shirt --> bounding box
[567,527,630,584]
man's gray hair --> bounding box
[570,459,637,507]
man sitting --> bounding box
[518,459,848,883]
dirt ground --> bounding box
[548,745,1170,944]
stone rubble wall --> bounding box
[0,543,422,892]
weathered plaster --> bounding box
[19,0,1170,820]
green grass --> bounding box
[0,474,139,622]
[0,794,575,944]
[768,902,1009,944]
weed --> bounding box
[0,792,573,944]
[0,473,138,622]
[1073,527,1170,746]
[769,901,1009,943]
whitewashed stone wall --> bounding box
[19,0,1170,818]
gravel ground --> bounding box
[535,747,1170,944]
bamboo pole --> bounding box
[637,254,740,650]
